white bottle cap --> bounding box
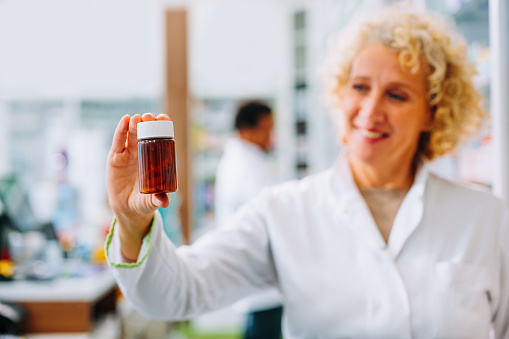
[137,120,174,140]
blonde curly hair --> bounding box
[322,6,486,160]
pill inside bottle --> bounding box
[137,120,178,194]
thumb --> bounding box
[152,193,170,208]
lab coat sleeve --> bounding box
[494,206,509,338]
[106,198,278,321]
[105,213,156,268]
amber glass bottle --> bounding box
[137,120,178,194]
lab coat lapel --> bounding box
[331,155,387,253]
[387,164,428,258]
[331,154,429,257]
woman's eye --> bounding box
[389,92,406,101]
[353,84,366,91]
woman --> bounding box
[105,6,509,338]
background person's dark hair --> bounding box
[234,101,272,130]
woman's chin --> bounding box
[348,143,385,162]
[348,152,384,167]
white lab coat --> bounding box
[214,137,282,312]
[107,154,509,339]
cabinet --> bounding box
[190,99,238,236]
[190,98,274,236]
[0,269,117,336]
[293,10,310,178]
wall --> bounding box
[189,0,285,99]
[0,0,163,99]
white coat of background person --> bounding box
[214,101,283,338]
[104,6,509,338]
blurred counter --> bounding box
[0,267,117,336]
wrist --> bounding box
[115,212,153,236]
[115,212,154,262]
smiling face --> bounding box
[341,44,430,175]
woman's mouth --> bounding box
[358,128,387,139]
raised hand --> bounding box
[106,113,171,261]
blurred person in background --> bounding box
[214,101,282,339]
[104,5,509,338]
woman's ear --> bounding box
[339,134,348,145]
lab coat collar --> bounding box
[329,152,429,258]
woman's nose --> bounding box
[358,92,385,123]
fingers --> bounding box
[125,113,171,152]
[156,114,171,121]
[110,115,130,154]
[142,112,156,121]
[127,114,142,151]
[141,112,170,122]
